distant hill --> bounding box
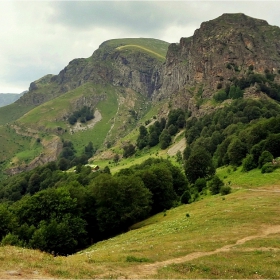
[0,92,25,107]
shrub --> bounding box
[258,150,273,168]
[209,175,224,195]
[213,89,228,102]
[126,256,150,263]
[194,178,207,192]
[1,233,23,246]
[242,154,257,172]
[220,185,231,195]
[261,163,276,173]
[181,190,191,204]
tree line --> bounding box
[0,158,192,255]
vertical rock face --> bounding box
[157,13,280,101]
[19,39,168,106]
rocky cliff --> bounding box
[17,38,169,106]
[157,13,280,104]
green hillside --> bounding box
[0,166,279,279]
[0,103,35,125]
[101,38,169,58]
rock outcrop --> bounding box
[18,39,168,106]
[157,13,280,102]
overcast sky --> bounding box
[1,1,280,93]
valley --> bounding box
[0,13,280,279]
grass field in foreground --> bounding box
[0,165,279,279]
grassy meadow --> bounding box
[0,164,279,279]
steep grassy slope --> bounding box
[0,167,279,279]
[0,125,43,180]
[0,103,35,125]
[17,81,151,151]
[0,38,169,174]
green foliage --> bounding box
[208,175,224,195]
[103,166,111,174]
[125,255,150,262]
[220,185,231,195]
[232,72,280,101]
[123,143,136,158]
[193,178,207,192]
[185,147,215,183]
[167,108,186,129]
[242,154,257,172]
[228,85,243,99]
[1,233,23,246]
[0,204,17,240]
[139,165,177,214]
[261,162,276,173]
[181,190,191,204]
[258,150,273,168]
[136,109,185,151]
[136,125,148,149]
[213,89,227,102]
[159,129,171,149]
[227,137,247,166]
[176,150,183,163]
[68,106,94,125]
[91,174,152,236]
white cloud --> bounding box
[0,1,280,93]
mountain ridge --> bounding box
[1,13,280,174]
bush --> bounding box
[126,255,150,262]
[1,233,23,246]
[181,190,191,204]
[258,150,273,168]
[220,185,231,195]
[242,154,257,172]
[209,175,224,195]
[194,178,207,192]
[261,163,276,173]
[213,89,228,102]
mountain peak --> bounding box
[217,13,268,25]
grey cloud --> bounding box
[50,2,161,32]
[2,1,280,93]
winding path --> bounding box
[99,225,280,279]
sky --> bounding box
[1,1,280,93]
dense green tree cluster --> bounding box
[214,69,280,102]
[0,158,191,255]
[136,109,186,150]
[184,98,280,176]
[214,85,243,102]
[234,70,280,101]
[123,143,136,158]
[58,140,96,171]
[68,106,94,125]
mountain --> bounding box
[0,92,24,107]
[157,13,280,115]
[1,13,280,175]
[0,38,169,175]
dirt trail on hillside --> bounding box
[101,224,280,279]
